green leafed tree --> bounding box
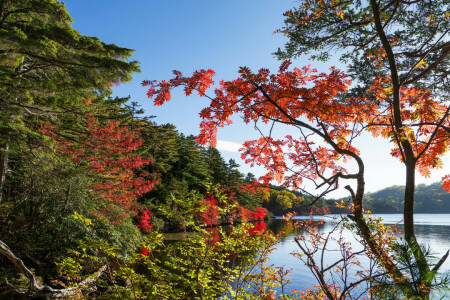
[276,2,449,298]
[0,0,140,202]
[276,0,449,98]
[0,1,141,296]
[205,146,229,185]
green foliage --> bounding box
[56,192,288,299]
[3,150,93,256]
[0,0,140,167]
[155,188,203,232]
[380,242,450,299]
[326,182,450,214]
[363,183,450,213]
[276,0,449,98]
[267,189,296,213]
[262,185,330,216]
[0,3,147,288]
[205,147,229,185]
[137,125,266,231]
[0,1,284,298]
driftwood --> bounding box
[0,239,107,299]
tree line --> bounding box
[1,0,449,299]
[362,182,450,214]
[0,1,272,297]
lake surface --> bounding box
[265,214,450,296]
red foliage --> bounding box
[443,175,450,193]
[143,63,354,187]
[236,205,266,223]
[144,61,450,195]
[252,207,267,221]
[197,191,266,226]
[137,209,154,233]
[238,206,249,223]
[41,114,159,224]
[247,221,266,235]
[139,247,149,256]
[199,193,221,226]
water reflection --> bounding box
[266,214,450,293]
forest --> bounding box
[362,183,450,214]
[1,0,449,299]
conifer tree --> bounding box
[0,0,140,202]
[0,1,140,295]
[205,146,228,185]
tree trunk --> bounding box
[345,169,417,298]
[0,239,43,291]
[0,238,106,299]
[404,162,431,299]
[404,162,415,241]
[0,143,9,203]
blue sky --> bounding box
[64,1,449,198]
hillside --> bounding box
[361,183,450,214]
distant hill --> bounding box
[360,182,450,214]
[266,182,450,215]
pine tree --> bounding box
[0,0,140,202]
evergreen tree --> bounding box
[0,0,140,202]
[174,134,210,191]
[205,146,228,185]
[226,158,242,187]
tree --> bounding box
[0,1,140,295]
[0,113,157,297]
[205,146,228,184]
[42,114,159,223]
[143,59,449,298]
[276,0,449,98]
[174,134,210,191]
[275,1,450,295]
[0,0,140,202]
[265,189,300,214]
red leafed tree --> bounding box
[199,193,221,226]
[247,221,266,236]
[138,209,154,233]
[143,60,450,298]
[42,114,158,224]
[198,190,266,226]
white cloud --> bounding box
[215,136,325,154]
[216,140,242,153]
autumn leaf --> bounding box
[442,175,450,192]
[415,59,427,69]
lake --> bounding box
[264,214,450,296]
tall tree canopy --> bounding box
[0,1,142,296]
[0,0,140,202]
[275,2,450,296]
[275,0,449,98]
[144,57,449,298]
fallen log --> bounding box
[0,239,107,299]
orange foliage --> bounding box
[41,114,159,224]
[144,61,449,194]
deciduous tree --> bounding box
[42,114,159,223]
[144,59,449,298]
[276,2,450,296]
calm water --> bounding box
[266,214,450,295]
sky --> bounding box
[63,1,449,198]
